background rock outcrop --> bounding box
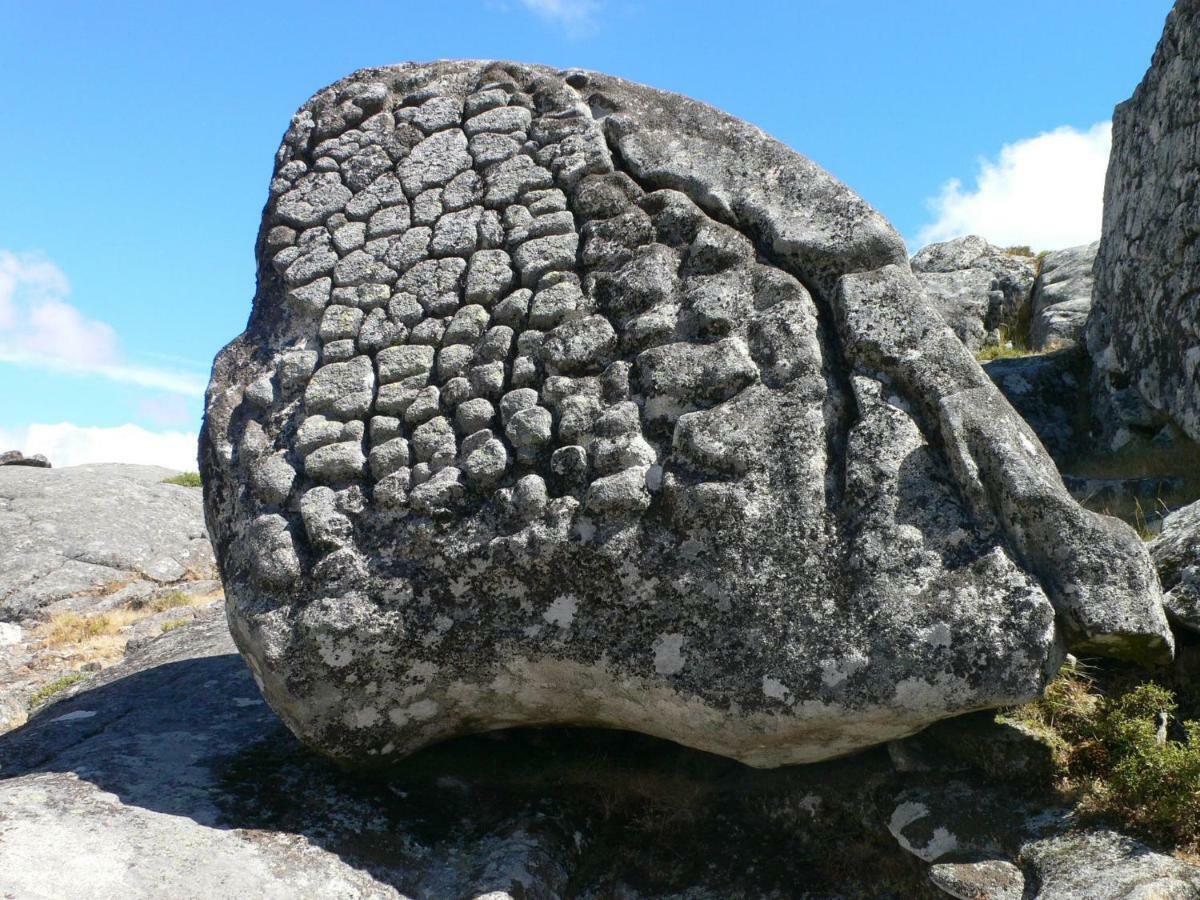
[0,465,214,622]
[0,464,219,732]
[202,60,1170,772]
[1088,0,1200,445]
[1030,241,1097,351]
[1153,498,1200,631]
[910,235,1037,351]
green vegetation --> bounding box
[1008,664,1200,851]
[144,590,199,613]
[162,471,202,487]
[975,327,1036,362]
[160,618,189,633]
[29,673,86,707]
[1003,244,1036,257]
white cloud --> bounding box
[917,121,1112,251]
[0,422,198,471]
[0,250,205,395]
[517,0,600,33]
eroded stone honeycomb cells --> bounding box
[247,64,797,585]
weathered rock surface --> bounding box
[0,464,215,623]
[1088,1,1200,444]
[1030,242,1097,351]
[0,465,213,619]
[910,235,1037,351]
[889,781,1200,899]
[1153,498,1200,631]
[2,612,1195,899]
[0,450,51,468]
[202,60,1170,771]
[0,464,219,733]
[982,348,1090,465]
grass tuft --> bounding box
[975,329,1036,362]
[38,591,215,661]
[29,673,86,707]
[160,618,189,634]
[144,591,199,613]
[162,471,202,487]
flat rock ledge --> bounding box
[202,60,1171,771]
[0,464,215,624]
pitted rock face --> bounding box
[202,61,1171,769]
[1088,1,1200,443]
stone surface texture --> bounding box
[1030,241,1097,351]
[201,61,1171,771]
[1152,498,1200,631]
[1088,1,1200,444]
[0,464,215,623]
[982,348,1090,465]
[910,235,1037,352]
[889,782,1200,900]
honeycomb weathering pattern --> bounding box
[202,61,1171,768]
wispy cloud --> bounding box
[136,394,195,427]
[0,250,205,395]
[516,0,601,34]
[917,121,1111,252]
[0,422,198,471]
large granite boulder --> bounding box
[1030,242,1097,351]
[910,235,1037,351]
[1088,1,1200,444]
[201,61,1171,771]
[0,464,215,623]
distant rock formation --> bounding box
[910,235,1037,351]
[1030,241,1097,351]
[0,464,215,623]
[0,451,51,468]
[202,61,1171,771]
[1088,0,1200,446]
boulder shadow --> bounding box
[0,649,927,896]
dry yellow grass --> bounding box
[37,590,221,663]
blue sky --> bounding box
[0,0,1174,468]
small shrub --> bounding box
[160,618,189,634]
[163,472,202,487]
[1010,670,1200,851]
[29,673,85,707]
[1003,244,1035,257]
